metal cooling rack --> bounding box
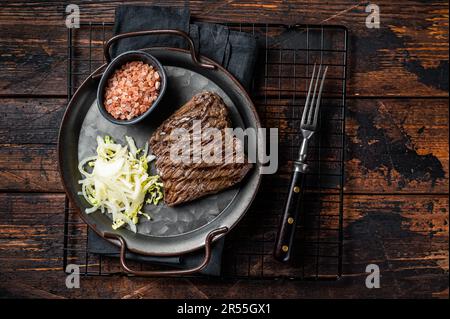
[64,21,347,280]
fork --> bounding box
[274,64,328,263]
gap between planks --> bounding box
[0,191,448,196]
[0,95,448,99]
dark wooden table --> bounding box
[0,1,448,299]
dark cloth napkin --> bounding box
[111,5,258,89]
[88,5,258,276]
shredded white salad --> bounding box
[78,135,163,232]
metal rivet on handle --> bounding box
[282,245,289,252]
[288,217,294,224]
[293,186,300,193]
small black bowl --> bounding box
[97,50,167,125]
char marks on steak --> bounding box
[149,91,252,206]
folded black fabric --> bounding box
[192,22,230,67]
[112,6,190,52]
[110,5,258,89]
[89,5,258,276]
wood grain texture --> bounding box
[345,98,449,193]
[343,195,448,298]
[0,24,68,96]
[0,98,66,144]
[0,0,448,299]
[0,193,65,274]
[1,98,446,193]
[0,1,448,96]
[0,193,447,298]
[0,144,61,192]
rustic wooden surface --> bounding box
[0,0,448,299]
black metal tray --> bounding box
[60,30,262,276]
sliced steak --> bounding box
[149,91,252,206]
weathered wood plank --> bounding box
[0,24,68,96]
[342,194,449,298]
[0,98,447,193]
[2,270,445,299]
[0,0,448,28]
[0,1,448,96]
[345,98,449,193]
[343,194,448,268]
[0,98,66,144]
[0,144,61,192]
[0,192,447,298]
[0,193,66,274]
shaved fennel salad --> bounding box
[78,135,163,232]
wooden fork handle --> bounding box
[273,162,306,262]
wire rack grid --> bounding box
[64,21,348,280]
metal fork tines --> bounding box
[297,64,328,164]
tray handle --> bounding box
[104,29,216,70]
[103,226,228,276]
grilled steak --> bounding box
[149,91,252,206]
